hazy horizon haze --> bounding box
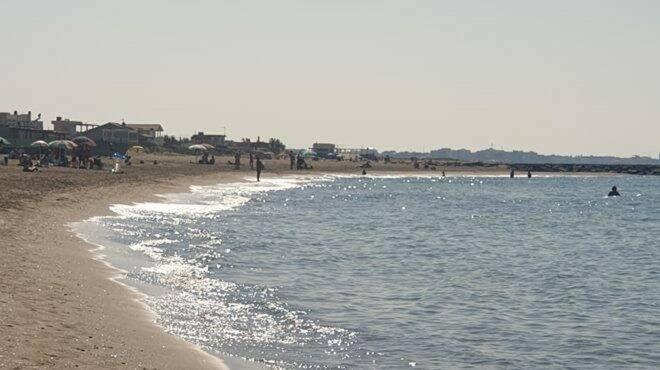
[1,0,659,157]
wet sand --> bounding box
[0,154,510,368]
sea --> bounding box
[75,174,660,369]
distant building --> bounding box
[228,138,270,152]
[126,123,164,145]
[84,122,139,152]
[312,142,336,158]
[336,147,360,159]
[52,116,98,137]
[0,110,43,130]
[0,126,65,147]
[191,132,226,147]
[359,147,380,160]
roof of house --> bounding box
[126,124,164,132]
[85,122,137,133]
[192,133,226,137]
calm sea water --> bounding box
[79,174,660,369]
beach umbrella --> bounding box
[127,145,144,152]
[188,144,208,152]
[31,140,49,155]
[200,143,215,150]
[301,149,318,158]
[188,144,208,163]
[71,136,96,147]
[0,136,10,146]
[31,140,49,148]
[48,140,78,150]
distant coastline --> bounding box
[383,147,660,166]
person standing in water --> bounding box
[608,186,621,196]
[527,170,532,178]
[510,169,515,178]
[256,156,264,182]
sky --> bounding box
[1,0,659,157]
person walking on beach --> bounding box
[249,152,254,169]
[234,151,241,170]
[289,151,295,170]
[256,157,264,182]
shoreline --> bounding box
[71,173,280,370]
[0,155,628,369]
[0,168,240,369]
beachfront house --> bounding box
[126,123,164,145]
[52,117,98,137]
[0,110,43,130]
[0,110,62,148]
[312,143,336,158]
[359,147,380,161]
[83,122,139,154]
[0,126,65,148]
[191,132,226,147]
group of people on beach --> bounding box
[287,151,311,170]
[10,148,104,172]
[230,151,265,181]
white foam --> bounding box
[108,175,329,219]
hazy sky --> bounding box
[1,0,659,157]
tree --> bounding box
[269,138,286,154]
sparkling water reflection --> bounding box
[85,175,659,369]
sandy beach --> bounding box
[0,154,520,368]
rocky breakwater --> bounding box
[509,163,660,176]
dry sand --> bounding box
[0,153,507,369]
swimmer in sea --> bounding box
[608,186,620,197]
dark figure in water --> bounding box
[442,171,446,177]
[362,169,367,175]
[256,157,264,182]
[528,171,532,178]
[608,186,620,197]
[510,169,515,178]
